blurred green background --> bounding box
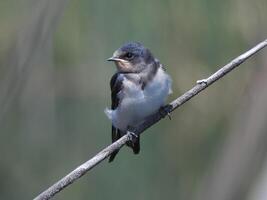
[0,0,267,200]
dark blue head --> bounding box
[107,42,154,73]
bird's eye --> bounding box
[124,52,134,60]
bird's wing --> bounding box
[109,73,124,162]
[109,72,140,162]
[110,73,124,109]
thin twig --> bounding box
[34,39,267,200]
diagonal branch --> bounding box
[33,39,267,200]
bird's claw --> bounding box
[127,126,139,143]
[167,113,172,120]
[159,106,172,120]
[196,78,208,85]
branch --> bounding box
[194,49,267,200]
[34,39,267,200]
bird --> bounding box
[105,42,172,162]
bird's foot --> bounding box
[159,105,172,120]
[196,78,208,85]
[127,126,139,144]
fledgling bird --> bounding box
[105,42,172,162]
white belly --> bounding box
[105,68,172,131]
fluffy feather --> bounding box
[105,67,172,131]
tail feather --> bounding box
[131,136,140,154]
[109,150,119,162]
[134,138,140,154]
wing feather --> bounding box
[109,73,124,162]
[110,73,123,109]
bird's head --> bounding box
[107,42,154,73]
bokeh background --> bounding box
[0,0,267,199]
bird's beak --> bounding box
[107,55,131,72]
[107,57,125,62]
[107,56,118,62]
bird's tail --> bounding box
[109,149,119,162]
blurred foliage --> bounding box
[0,0,266,200]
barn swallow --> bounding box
[105,42,172,162]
